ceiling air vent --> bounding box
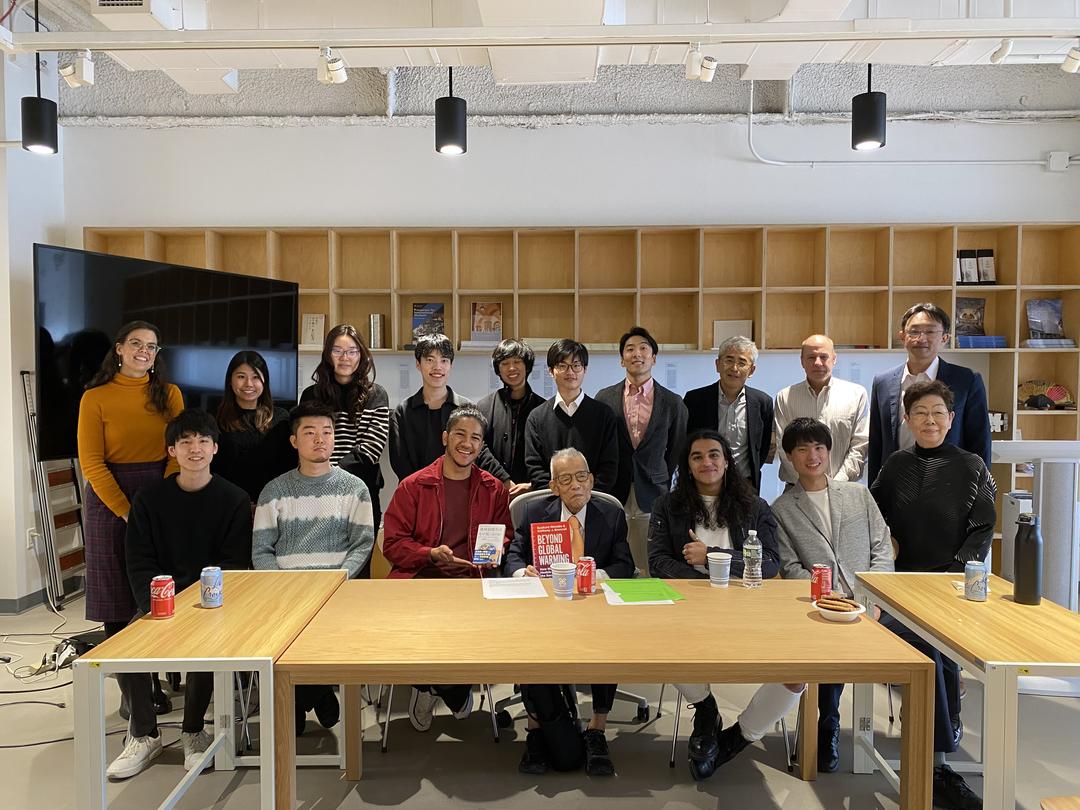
[90,0,181,31]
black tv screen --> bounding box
[33,244,298,461]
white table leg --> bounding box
[73,661,108,810]
[852,681,876,774]
[981,664,1019,810]
[259,661,276,810]
[215,669,236,771]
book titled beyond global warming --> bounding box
[529,521,572,578]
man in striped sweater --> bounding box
[253,400,375,733]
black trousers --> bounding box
[818,683,845,732]
[296,684,335,712]
[414,684,473,713]
[524,684,617,716]
[118,671,214,737]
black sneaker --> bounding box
[688,755,717,782]
[933,763,982,810]
[951,715,964,748]
[687,694,721,763]
[518,729,549,775]
[152,678,172,716]
[714,722,751,769]
[818,726,840,773]
[314,690,340,729]
[583,729,615,776]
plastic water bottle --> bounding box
[743,529,762,588]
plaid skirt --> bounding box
[83,460,166,623]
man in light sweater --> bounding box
[253,400,374,733]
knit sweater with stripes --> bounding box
[252,467,374,578]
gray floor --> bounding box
[2,598,1078,809]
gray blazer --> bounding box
[595,380,688,513]
[772,479,894,596]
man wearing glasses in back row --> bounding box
[867,303,991,484]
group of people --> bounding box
[77,302,993,810]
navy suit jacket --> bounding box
[867,357,991,484]
[682,382,773,493]
[504,494,635,578]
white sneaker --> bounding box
[107,734,163,780]
[182,730,214,772]
[451,689,474,721]
[408,687,438,732]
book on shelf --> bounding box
[301,314,325,347]
[957,250,979,284]
[583,342,620,351]
[954,297,986,337]
[369,313,384,350]
[471,524,506,566]
[521,337,560,351]
[957,335,1006,349]
[460,340,500,349]
[405,302,445,349]
[1022,338,1076,348]
[470,301,503,343]
[659,343,697,351]
[712,319,753,349]
[976,249,996,283]
[1025,298,1066,340]
[529,521,572,578]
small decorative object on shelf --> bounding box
[302,314,325,347]
[406,302,444,349]
[1017,379,1076,411]
[712,319,753,349]
[988,411,1009,433]
[976,249,996,283]
[957,249,979,284]
[369,313,384,350]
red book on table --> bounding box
[530,521,572,578]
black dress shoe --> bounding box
[933,763,982,810]
[817,726,840,773]
[518,729,549,775]
[688,755,717,782]
[583,729,615,776]
[314,690,340,729]
[152,690,173,716]
[687,694,721,763]
[714,722,752,769]
[951,715,964,748]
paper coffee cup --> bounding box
[707,551,732,588]
[551,562,576,600]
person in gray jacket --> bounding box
[595,326,688,573]
[771,417,893,773]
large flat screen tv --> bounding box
[33,244,298,461]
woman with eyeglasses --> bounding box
[212,350,296,503]
[77,321,184,638]
[299,325,389,562]
[647,429,783,781]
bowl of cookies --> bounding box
[813,593,866,622]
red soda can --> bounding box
[811,564,832,603]
[576,557,596,595]
[150,575,175,619]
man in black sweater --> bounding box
[524,339,618,495]
[110,409,252,782]
[870,380,994,810]
[476,339,545,490]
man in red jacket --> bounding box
[382,404,513,732]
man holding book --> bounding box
[867,304,991,484]
[505,448,634,777]
[523,339,619,495]
[382,405,514,731]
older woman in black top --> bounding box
[870,379,992,810]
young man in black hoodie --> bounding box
[110,409,252,781]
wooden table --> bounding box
[274,578,934,809]
[74,569,345,810]
[854,572,1080,810]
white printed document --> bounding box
[481,576,549,600]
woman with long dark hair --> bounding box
[77,321,184,634]
[647,429,782,781]
[300,325,389,553]
[212,350,296,502]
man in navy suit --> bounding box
[868,303,991,484]
[683,336,774,493]
[505,448,634,778]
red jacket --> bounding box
[382,458,513,579]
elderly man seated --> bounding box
[505,448,635,778]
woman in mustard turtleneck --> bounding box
[77,321,184,637]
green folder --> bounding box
[604,579,685,603]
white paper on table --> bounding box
[482,576,549,600]
[600,582,674,606]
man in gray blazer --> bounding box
[596,327,688,574]
[771,417,893,774]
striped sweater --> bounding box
[252,468,374,578]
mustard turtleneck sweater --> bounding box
[77,373,184,517]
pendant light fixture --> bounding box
[435,67,466,155]
[851,63,885,152]
[22,1,57,155]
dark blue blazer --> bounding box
[504,495,635,578]
[867,358,991,484]
[682,382,773,493]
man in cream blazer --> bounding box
[771,417,893,774]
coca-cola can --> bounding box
[576,557,596,595]
[200,566,223,608]
[150,575,175,619]
[811,564,832,603]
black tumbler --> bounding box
[1013,513,1043,606]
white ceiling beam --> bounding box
[8,19,1080,53]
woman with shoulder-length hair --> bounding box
[77,321,184,636]
[300,324,390,550]
[212,350,296,503]
[647,429,785,782]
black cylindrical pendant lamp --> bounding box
[851,63,886,151]
[435,67,466,155]
[22,95,57,155]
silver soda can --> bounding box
[964,561,988,602]
[200,566,223,608]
